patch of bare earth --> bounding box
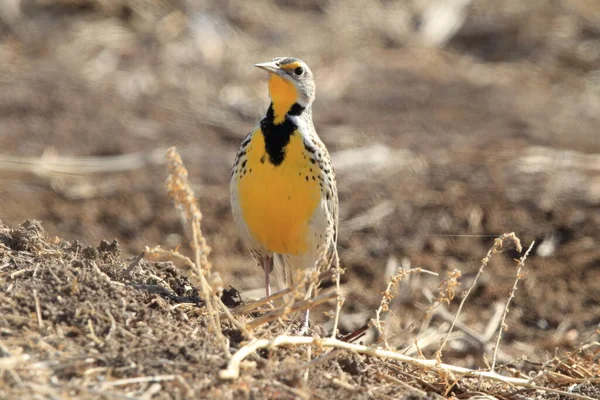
[1,218,599,399]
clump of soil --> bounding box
[0,220,221,398]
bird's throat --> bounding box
[268,74,298,124]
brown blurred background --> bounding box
[1,0,599,363]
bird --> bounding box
[230,57,339,325]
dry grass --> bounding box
[0,148,599,399]
[149,149,600,397]
[151,148,599,398]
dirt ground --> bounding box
[1,0,599,399]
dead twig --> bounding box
[265,379,311,400]
[220,335,598,400]
[87,319,104,346]
[164,147,233,356]
[491,241,535,370]
[105,309,117,341]
[90,261,125,287]
[231,269,334,317]
[33,290,43,329]
[220,335,528,383]
[436,233,522,362]
[246,290,337,329]
[101,374,176,388]
[372,265,438,349]
[120,251,145,278]
[323,372,359,392]
[275,349,341,377]
[376,371,428,397]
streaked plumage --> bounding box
[230,57,338,298]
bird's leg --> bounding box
[297,283,314,335]
[262,255,273,298]
[264,265,271,297]
[330,251,341,339]
[299,309,310,334]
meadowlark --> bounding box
[230,57,339,308]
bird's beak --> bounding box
[254,61,282,75]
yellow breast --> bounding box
[236,128,322,255]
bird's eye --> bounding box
[294,66,304,76]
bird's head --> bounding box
[255,57,315,122]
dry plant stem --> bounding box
[277,349,340,376]
[69,386,139,400]
[430,304,512,363]
[483,302,506,342]
[373,267,439,349]
[87,319,104,346]
[331,293,344,339]
[231,269,333,316]
[377,371,428,398]
[101,375,176,388]
[515,386,598,400]
[220,335,530,383]
[216,295,253,338]
[105,309,117,341]
[246,290,337,329]
[436,233,522,362]
[145,246,193,268]
[265,380,310,400]
[491,241,535,370]
[546,373,600,384]
[165,147,233,357]
[434,305,490,346]
[190,221,230,356]
[323,372,358,392]
[145,245,238,338]
[220,336,598,400]
[232,287,294,315]
[389,366,447,395]
[121,251,145,278]
[528,341,600,385]
[303,344,311,382]
[33,290,43,329]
